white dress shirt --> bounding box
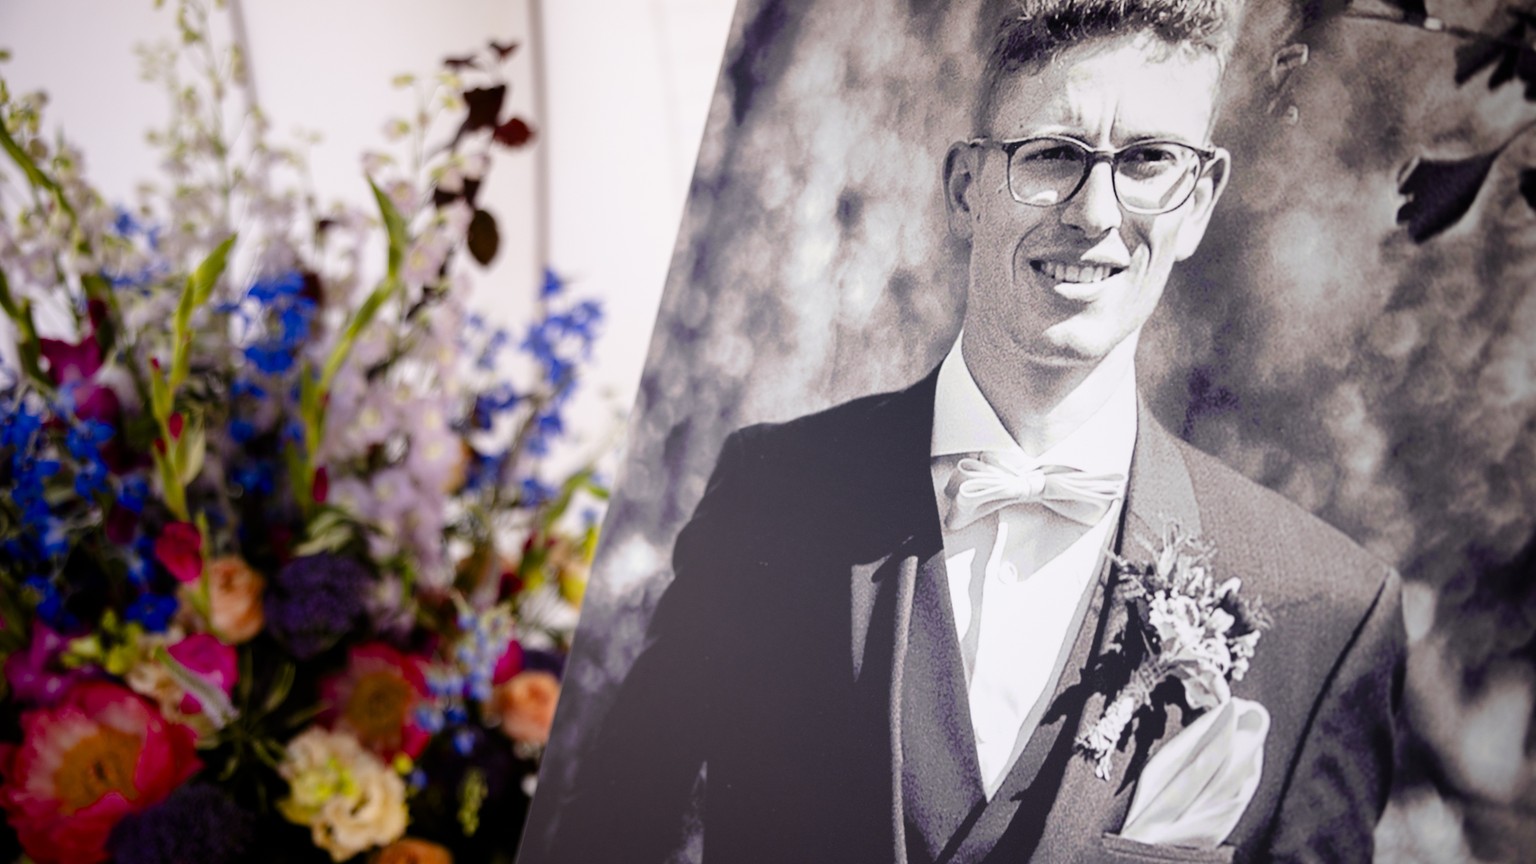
[929,339,1137,798]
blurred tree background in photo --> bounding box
[536,1,1536,861]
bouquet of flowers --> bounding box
[0,3,608,862]
[1076,524,1270,781]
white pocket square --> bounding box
[1119,696,1270,849]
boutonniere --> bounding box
[1076,524,1271,780]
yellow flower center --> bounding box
[345,670,412,750]
[55,726,141,814]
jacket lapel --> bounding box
[846,369,945,864]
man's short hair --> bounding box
[976,0,1245,131]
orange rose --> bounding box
[492,670,561,745]
[373,837,452,864]
[204,555,266,643]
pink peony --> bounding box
[0,681,202,864]
[319,643,431,760]
[153,522,203,583]
[165,634,237,716]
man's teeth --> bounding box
[1036,261,1114,283]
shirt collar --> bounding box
[930,336,1138,478]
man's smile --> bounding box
[1028,260,1126,284]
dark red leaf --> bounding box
[461,85,506,135]
[1520,169,1536,212]
[1396,150,1500,242]
[494,117,534,148]
[444,54,480,70]
[489,40,518,60]
[432,178,482,210]
[467,209,500,267]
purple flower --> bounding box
[108,784,254,864]
[3,623,89,705]
[263,554,372,659]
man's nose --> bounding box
[1059,162,1122,237]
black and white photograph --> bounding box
[520,1,1535,863]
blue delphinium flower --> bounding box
[241,271,315,376]
[125,593,179,633]
[228,418,256,444]
[247,270,305,304]
[519,477,551,507]
[540,267,565,298]
[65,419,114,499]
[24,575,76,630]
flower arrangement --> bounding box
[0,2,607,862]
[1076,524,1270,781]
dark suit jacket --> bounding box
[539,370,1405,864]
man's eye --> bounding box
[1015,143,1081,164]
[1122,146,1182,166]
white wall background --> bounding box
[0,0,736,458]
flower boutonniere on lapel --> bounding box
[1077,524,1271,781]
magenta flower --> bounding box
[153,523,203,583]
[165,634,237,716]
[3,623,90,705]
[319,642,431,760]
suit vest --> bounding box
[900,525,1120,864]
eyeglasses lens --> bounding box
[1007,140,1202,213]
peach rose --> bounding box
[204,555,266,643]
[373,838,452,864]
[492,670,560,745]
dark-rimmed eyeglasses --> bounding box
[967,135,1219,215]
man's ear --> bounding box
[1173,147,1231,261]
[943,141,980,241]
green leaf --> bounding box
[0,118,64,198]
[261,661,297,717]
[174,415,207,486]
[0,269,50,390]
[294,507,357,556]
[171,234,236,391]
[189,234,237,306]
[369,179,408,279]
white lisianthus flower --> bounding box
[277,728,409,862]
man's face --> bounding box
[946,34,1229,371]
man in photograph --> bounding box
[541,1,1404,861]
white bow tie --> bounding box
[945,451,1125,530]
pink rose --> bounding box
[154,522,203,583]
[0,681,201,864]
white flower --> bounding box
[277,728,409,862]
